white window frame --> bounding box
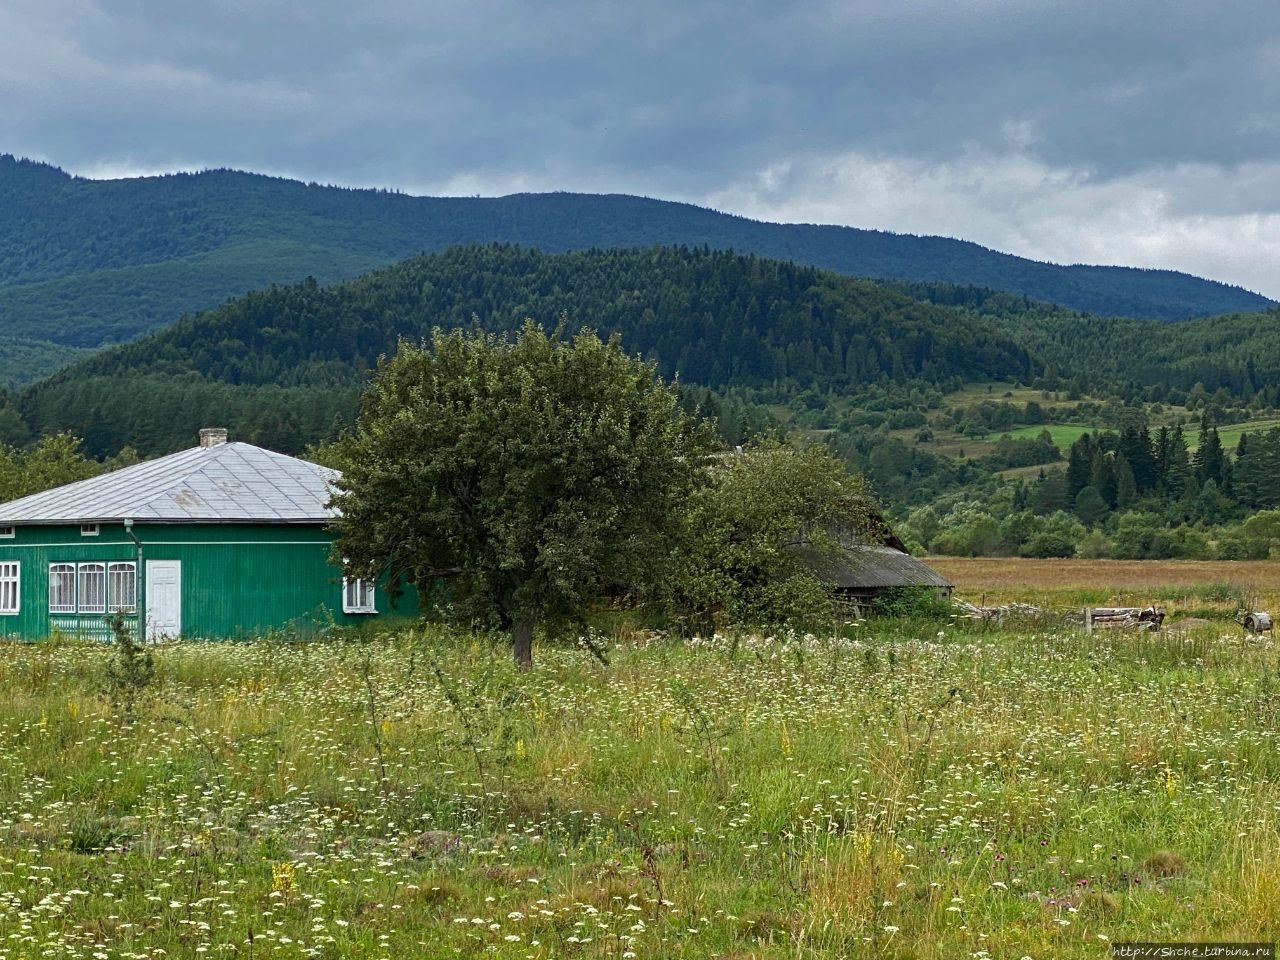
[80,523,99,537]
[342,577,376,614]
[78,562,106,614]
[49,561,137,615]
[49,563,76,614]
[0,562,18,615]
[107,562,137,613]
[0,526,14,539]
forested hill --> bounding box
[0,156,1270,364]
[18,245,1038,455]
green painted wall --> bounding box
[0,522,417,640]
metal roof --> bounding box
[0,442,340,524]
[798,543,953,590]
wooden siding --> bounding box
[0,522,416,640]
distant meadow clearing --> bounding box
[928,557,1280,617]
[2,612,1279,958]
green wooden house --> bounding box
[0,429,412,641]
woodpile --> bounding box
[955,600,1046,623]
[1085,606,1165,632]
[952,600,1175,633]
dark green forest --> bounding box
[18,242,1280,461]
[0,338,92,393]
[892,282,1280,399]
[19,245,1039,454]
[4,235,1280,559]
[890,420,1280,562]
[0,154,1270,388]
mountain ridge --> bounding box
[0,154,1269,364]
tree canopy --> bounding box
[22,245,1038,456]
[667,442,883,632]
[329,323,714,668]
[0,433,137,504]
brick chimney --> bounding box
[198,427,229,448]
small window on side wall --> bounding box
[81,523,99,537]
[0,561,18,614]
[0,526,14,539]
[343,578,376,614]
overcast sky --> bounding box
[4,0,1280,296]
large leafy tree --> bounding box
[667,442,882,631]
[330,322,714,668]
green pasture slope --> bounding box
[1003,416,1280,452]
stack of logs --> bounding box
[1084,606,1165,632]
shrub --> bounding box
[869,586,953,619]
[1021,533,1076,558]
[101,613,155,721]
[1216,536,1270,560]
[1077,530,1112,559]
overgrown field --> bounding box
[2,622,1280,958]
[930,557,1280,616]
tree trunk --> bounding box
[512,617,534,671]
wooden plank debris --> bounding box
[955,600,1047,623]
[1084,606,1165,633]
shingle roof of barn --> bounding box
[799,543,952,590]
[0,442,339,524]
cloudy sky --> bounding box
[4,0,1280,295]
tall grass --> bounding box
[0,620,1277,957]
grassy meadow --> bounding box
[3,601,1280,958]
[873,378,1280,463]
[930,556,1280,618]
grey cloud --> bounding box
[3,0,1280,291]
[706,150,1280,297]
[5,0,1271,188]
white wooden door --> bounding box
[146,560,181,641]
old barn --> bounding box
[796,531,953,610]
[819,542,953,607]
